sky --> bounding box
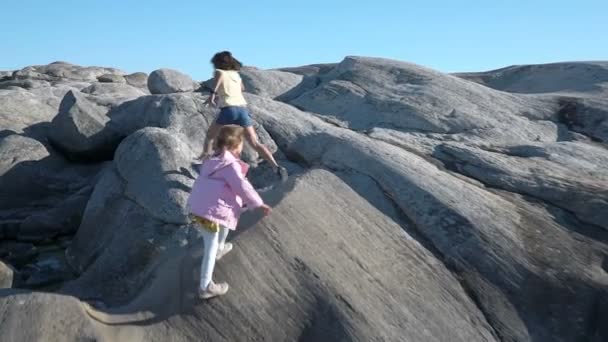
[0,0,606,80]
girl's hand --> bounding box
[204,95,217,107]
[260,204,272,217]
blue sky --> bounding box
[1,0,606,80]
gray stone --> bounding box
[97,74,126,83]
[81,82,146,99]
[455,61,608,95]
[0,261,15,288]
[286,56,559,143]
[48,90,122,160]
[240,66,303,98]
[0,87,61,133]
[114,127,194,224]
[0,242,38,267]
[19,186,93,241]
[13,62,125,82]
[434,142,608,230]
[0,291,101,341]
[63,170,497,341]
[147,68,195,94]
[2,57,608,341]
[124,72,149,89]
[246,94,608,341]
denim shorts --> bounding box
[216,106,253,127]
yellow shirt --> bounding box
[217,69,247,107]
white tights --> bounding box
[200,226,230,290]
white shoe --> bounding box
[216,242,233,261]
[198,281,229,299]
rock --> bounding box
[13,62,125,82]
[2,57,608,341]
[0,87,61,133]
[97,74,126,83]
[0,79,51,90]
[22,254,75,288]
[279,63,338,77]
[285,56,559,144]
[0,242,38,267]
[48,90,122,160]
[240,66,303,98]
[63,170,496,341]
[0,134,50,209]
[434,142,608,230]
[114,128,193,224]
[0,70,12,79]
[0,261,15,288]
[147,68,195,94]
[0,291,101,341]
[19,186,93,241]
[455,61,608,95]
[0,133,101,214]
[124,72,149,89]
[246,94,608,341]
[81,82,146,98]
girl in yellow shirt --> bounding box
[201,51,288,182]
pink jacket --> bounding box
[188,151,264,230]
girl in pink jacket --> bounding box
[188,125,271,299]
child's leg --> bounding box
[218,226,230,251]
[200,122,222,158]
[244,126,279,169]
[199,229,219,290]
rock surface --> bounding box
[97,74,126,84]
[147,68,195,94]
[124,72,149,89]
[240,66,303,98]
[0,261,15,288]
[1,58,608,341]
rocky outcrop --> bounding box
[240,66,303,98]
[1,57,607,341]
[124,72,149,89]
[97,74,126,84]
[147,68,195,94]
[0,261,14,288]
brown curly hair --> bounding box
[211,51,243,71]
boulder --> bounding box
[81,82,146,99]
[147,68,195,94]
[97,74,126,83]
[48,90,122,160]
[0,242,38,267]
[0,87,61,133]
[124,72,149,89]
[240,66,303,98]
[0,261,15,288]
[19,186,94,241]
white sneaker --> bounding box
[198,281,229,299]
[216,242,233,261]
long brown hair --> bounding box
[211,51,243,71]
